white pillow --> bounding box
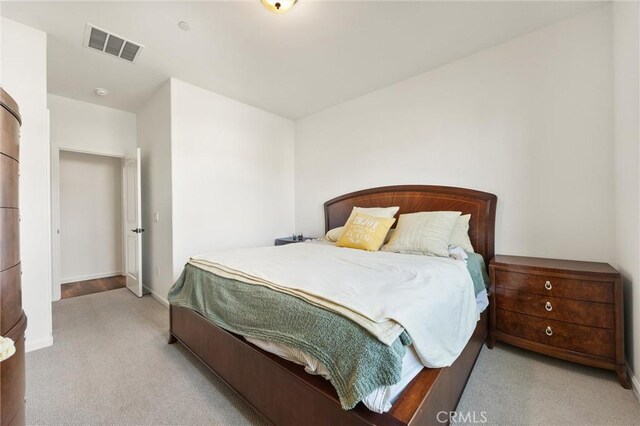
[325,206,399,242]
[325,226,344,242]
[450,214,475,253]
[347,206,399,223]
[385,228,395,244]
[381,211,461,257]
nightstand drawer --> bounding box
[496,309,615,359]
[493,269,613,303]
[495,287,614,328]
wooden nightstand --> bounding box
[274,237,314,246]
[488,255,630,389]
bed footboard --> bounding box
[169,304,488,426]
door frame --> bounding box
[50,147,126,301]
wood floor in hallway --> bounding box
[61,275,126,299]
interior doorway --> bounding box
[55,150,125,298]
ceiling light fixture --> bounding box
[261,0,297,14]
[178,21,191,31]
[94,88,109,97]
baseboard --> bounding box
[628,365,640,403]
[144,285,169,308]
[25,335,53,353]
[60,271,123,284]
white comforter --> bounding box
[190,241,479,368]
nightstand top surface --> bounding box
[275,237,314,243]
[491,255,619,277]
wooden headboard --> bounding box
[324,185,497,265]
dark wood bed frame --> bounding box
[169,185,497,425]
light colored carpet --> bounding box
[26,289,640,425]
[455,343,640,425]
[27,289,268,425]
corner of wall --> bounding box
[2,17,53,351]
[612,0,640,386]
[137,80,174,303]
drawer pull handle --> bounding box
[545,302,553,311]
[545,326,553,336]
[544,281,552,290]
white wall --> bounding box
[1,18,52,351]
[59,151,122,283]
[170,78,294,290]
[136,81,173,305]
[48,94,137,156]
[613,0,640,394]
[295,6,614,264]
[48,94,136,300]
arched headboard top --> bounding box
[324,185,497,265]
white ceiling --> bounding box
[1,1,601,119]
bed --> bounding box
[169,185,497,425]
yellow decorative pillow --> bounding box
[336,212,396,251]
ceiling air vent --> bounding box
[83,24,144,63]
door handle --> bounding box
[131,228,145,233]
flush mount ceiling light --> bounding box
[94,88,109,96]
[178,21,191,31]
[261,0,297,14]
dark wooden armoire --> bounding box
[0,88,27,425]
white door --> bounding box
[124,148,143,297]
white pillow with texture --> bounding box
[326,207,399,242]
[382,211,461,257]
[450,214,475,253]
[325,226,345,242]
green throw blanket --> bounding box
[168,264,411,410]
[467,252,490,295]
